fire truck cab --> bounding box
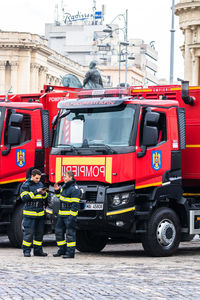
[0,86,80,247]
[49,86,187,257]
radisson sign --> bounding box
[63,11,102,25]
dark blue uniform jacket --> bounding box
[20,179,48,218]
[55,179,81,217]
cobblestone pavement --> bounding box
[0,236,200,299]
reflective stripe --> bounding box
[33,240,42,246]
[23,210,45,217]
[67,242,76,247]
[45,208,53,214]
[22,240,32,247]
[57,240,67,246]
[135,182,162,189]
[20,191,30,197]
[32,194,43,199]
[42,192,48,199]
[58,210,78,216]
[56,194,61,198]
[106,207,135,216]
[21,191,43,200]
[60,196,80,203]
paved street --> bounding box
[0,236,200,299]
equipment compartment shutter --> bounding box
[177,107,186,150]
[41,110,49,148]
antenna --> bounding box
[61,0,66,24]
[54,3,59,25]
[93,0,96,25]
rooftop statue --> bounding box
[83,61,103,89]
[62,74,82,88]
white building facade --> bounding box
[45,7,158,87]
[0,31,85,94]
[175,0,200,85]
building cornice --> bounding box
[175,1,200,15]
[0,30,86,78]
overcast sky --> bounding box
[0,0,184,82]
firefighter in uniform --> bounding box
[53,171,81,259]
[20,169,48,257]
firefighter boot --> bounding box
[62,254,74,259]
[24,251,31,257]
[53,245,66,257]
[34,250,48,256]
[34,246,48,256]
[34,252,48,256]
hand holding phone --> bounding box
[37,187,47,194]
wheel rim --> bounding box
[157,218,176,249]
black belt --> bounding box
[26,201,44,208]
[60,202,72,209]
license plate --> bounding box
[84,203,103,210]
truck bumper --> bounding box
[77,183,136,232]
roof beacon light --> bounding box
[78,89,128,99]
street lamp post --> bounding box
[124,9,128,87]
[118,41,130,86]
[103,9,129,86]
[170,0,175,84]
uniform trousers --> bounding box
[22,217,44,254]
[55,215,76,256]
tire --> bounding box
[142,207,181,257]
[7,203,24,248]
[76,230,108,252]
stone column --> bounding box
[192,56,199,86]
[18,50,31,93]
[38,66,48,91]
[0,61,6,94]
[184,27,193,82]
[189,48,199,85]
[30,63,40,93]
[10,61,19,93]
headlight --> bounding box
[111,193,130,207]
[112,195,121,206]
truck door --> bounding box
[0,108,42,183]
[135,107,171,189]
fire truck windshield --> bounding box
[54,104,136,150]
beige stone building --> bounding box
[0,31,85,94]
[99,65,143,87]
[175,0,200,85]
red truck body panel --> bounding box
[1,84,200,188]
[0,85,80,184]
[50,98,179,190]
[130,85,200,185]
[49,153,136,184]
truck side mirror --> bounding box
[2,113,23,156]
[50,113,59,147]
[9,113,23,125]
[143,126,158,147]
[137,111,159,158]
[145,111,160,126]
[7,126,21,145]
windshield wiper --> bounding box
[88,143,117,154]
[59,144,79,153]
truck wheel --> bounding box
[7,203,23,248]
[142,207,181,257]
[76,230,108,252]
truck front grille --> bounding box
[85,191,97,202]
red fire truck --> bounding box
[1,81,200,257]
[48,80,200,256]
[0,85,80,247]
